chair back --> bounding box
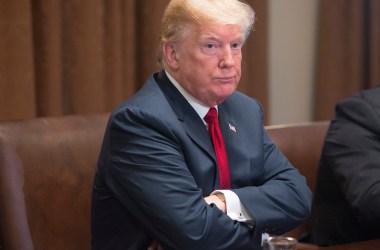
[0,114,108,250]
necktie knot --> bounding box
[204,107,218,124]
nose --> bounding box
[218,47,234,68]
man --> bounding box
[91,0,312,249]
[309,86,380,246]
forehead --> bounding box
[193,24,244,41]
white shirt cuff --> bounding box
[211,190,253,227]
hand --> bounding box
[204,194,226,213]
[147,240,163,250]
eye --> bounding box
[201,42,218,55]
[231,42,242,55]
[231,42,241,49]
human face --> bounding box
[170,24,244,106]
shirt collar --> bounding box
[165,71,217,123]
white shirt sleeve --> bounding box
[211,190,254,228]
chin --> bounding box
[221,86,237,96]
[217,92,234,103]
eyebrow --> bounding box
[199,35,243,43]
[199,35,220,42]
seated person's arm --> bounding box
[324,95,380,223]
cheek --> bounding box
[237,67,242,77]
[235,64,242,78]
[235,56,242,69]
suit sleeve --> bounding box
[322,96,380,225]
[219,95,312,237]
[102,108,258,250]
[233,127,313,236]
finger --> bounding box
[147,240,157,250]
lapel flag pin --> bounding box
[228,123,236,132]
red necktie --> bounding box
[204,108,231,189]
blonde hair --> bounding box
[157,0,256,68]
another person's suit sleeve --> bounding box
[322,95,380,225]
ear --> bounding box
[162,43,180,70]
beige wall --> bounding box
[268,0,319,125]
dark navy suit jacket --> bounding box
[310,86,380,246]
[91,71,312,249]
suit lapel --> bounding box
[218,103,236,153]
[155,71,216,161]
[218,102,243,185]
[155,72,250,188]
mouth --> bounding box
[215,77,236,83]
